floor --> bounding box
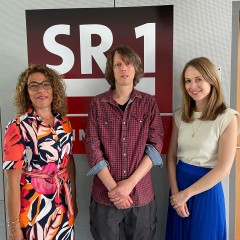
[0,201,7,240]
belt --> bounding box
[22,168,74,216]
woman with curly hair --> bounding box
[3,65,78,240]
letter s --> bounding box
[43,24,74,74]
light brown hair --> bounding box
[180,57,227,122]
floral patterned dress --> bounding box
[3,108,75,240]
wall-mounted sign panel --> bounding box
[26,6,173,154]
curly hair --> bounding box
[180,57,227,122]
[13,64,68,116]
[105,45,144,89]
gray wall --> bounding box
[0,0,237,239]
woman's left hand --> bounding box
[170,190,190,209]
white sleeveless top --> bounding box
[175,108,240,168]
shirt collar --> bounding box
[101,88,142,104]
[27,107,62,122]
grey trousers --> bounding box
[89,198,157,240]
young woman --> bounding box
[3,65,78,240]
[165,57,240,239]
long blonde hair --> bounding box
[180,57,227,122]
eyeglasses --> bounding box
[28,81,52,91]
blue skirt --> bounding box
[165,161,226,240]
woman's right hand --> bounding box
[175,203,190,218]
[9,224,24,240]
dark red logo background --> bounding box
[26,6,173,154]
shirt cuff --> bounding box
[145,144,163,167]
[86,160,109,176]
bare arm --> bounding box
[67,155,78,218]
[170,116,238,208]
[166,121,179,195]
[6,169,24,239]
[166,121,189,217]
[97,166,117,191]
[127,154,153,187]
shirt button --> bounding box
[104,122,108,125]
[123,122,126,124]
[123,153,126,156]
[123,170,126,174]
[122,138,125,141]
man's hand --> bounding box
[108,179,134,209]
[114,196,133,209]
